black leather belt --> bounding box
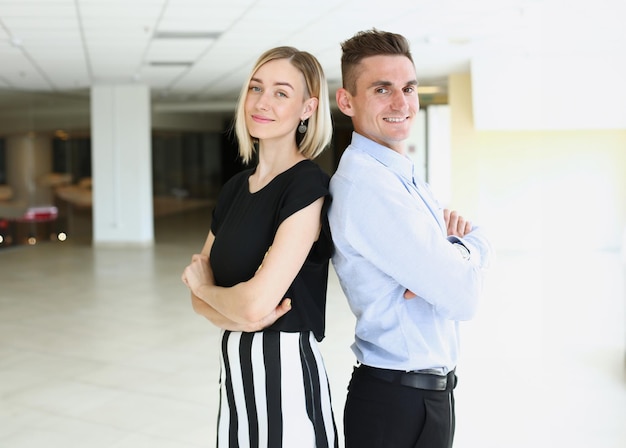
[359,364,455,391]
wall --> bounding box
[449,73,626,253]
[0,90,229,136]
[471,55,626,131]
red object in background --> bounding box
[1,206,60,247]
[19,206,58,222]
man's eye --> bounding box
[376,87,388,94]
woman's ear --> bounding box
[301,97,318,121]
[336,88,354,117]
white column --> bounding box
[91,84,153,246]
[406,109,427,182]
[426,105,451,206]
[6,133,53,206]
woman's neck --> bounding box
[249,139,305,192]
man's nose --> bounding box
[390,90,408,110]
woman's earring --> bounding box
[298,120,307,134]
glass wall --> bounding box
[152,131,223,201]
[0,138,6,185]
[52,136,92,183]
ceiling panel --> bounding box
[0,4,76,21]
[158,3,252,31]
[81,22,155,36]
[0,0,623,107]
[0,58,51,89]
[3,15,78,28]
[89,49,146,77]
[77,0,165,8]
[139,64,190,89]
[145,37,216,63]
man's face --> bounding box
[338,55,420,154]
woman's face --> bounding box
[244,58,314,144]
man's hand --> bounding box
[404,209,472,300]
[444,208,472,238]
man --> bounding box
[328,29,494,448]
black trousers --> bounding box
[344,365,456,448]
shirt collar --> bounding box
[350,132,414,183]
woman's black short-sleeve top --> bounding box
[210,159,332,341]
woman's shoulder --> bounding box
[214,168,254,207]
[225,167,254,184]
[221,167,253,190]
[288,159,330,185]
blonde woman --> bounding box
[182,46,337,448]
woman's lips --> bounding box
[251,115,273,123]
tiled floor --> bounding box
[1,208,624,447]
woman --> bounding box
[181,46,337,448]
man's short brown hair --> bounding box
[340,29,414,95]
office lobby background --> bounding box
[1,0,625,447]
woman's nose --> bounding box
[255,92,270,111]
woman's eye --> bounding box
[276,91,287,98]
[250,86,261,92]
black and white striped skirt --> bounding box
[217,330,338,448]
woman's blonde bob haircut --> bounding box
[234,46,333,164]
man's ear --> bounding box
[336,88,354,117]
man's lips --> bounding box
[383,116,408,123]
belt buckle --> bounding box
[432,374,447,391]
[400,371,447,391]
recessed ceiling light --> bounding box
[148,61,193,67]
[447,37,471,45]
[417,86,443,94]
[153,31,221,40]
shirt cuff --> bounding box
[447,236,471,260]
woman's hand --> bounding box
[183,250,292,330]
[242,298,292,332]
[181,253,214,297]
[191,295,292,331]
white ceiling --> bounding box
[0,0,624,111]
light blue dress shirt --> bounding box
[328,132,494,373]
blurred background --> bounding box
[0,0,624,447]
